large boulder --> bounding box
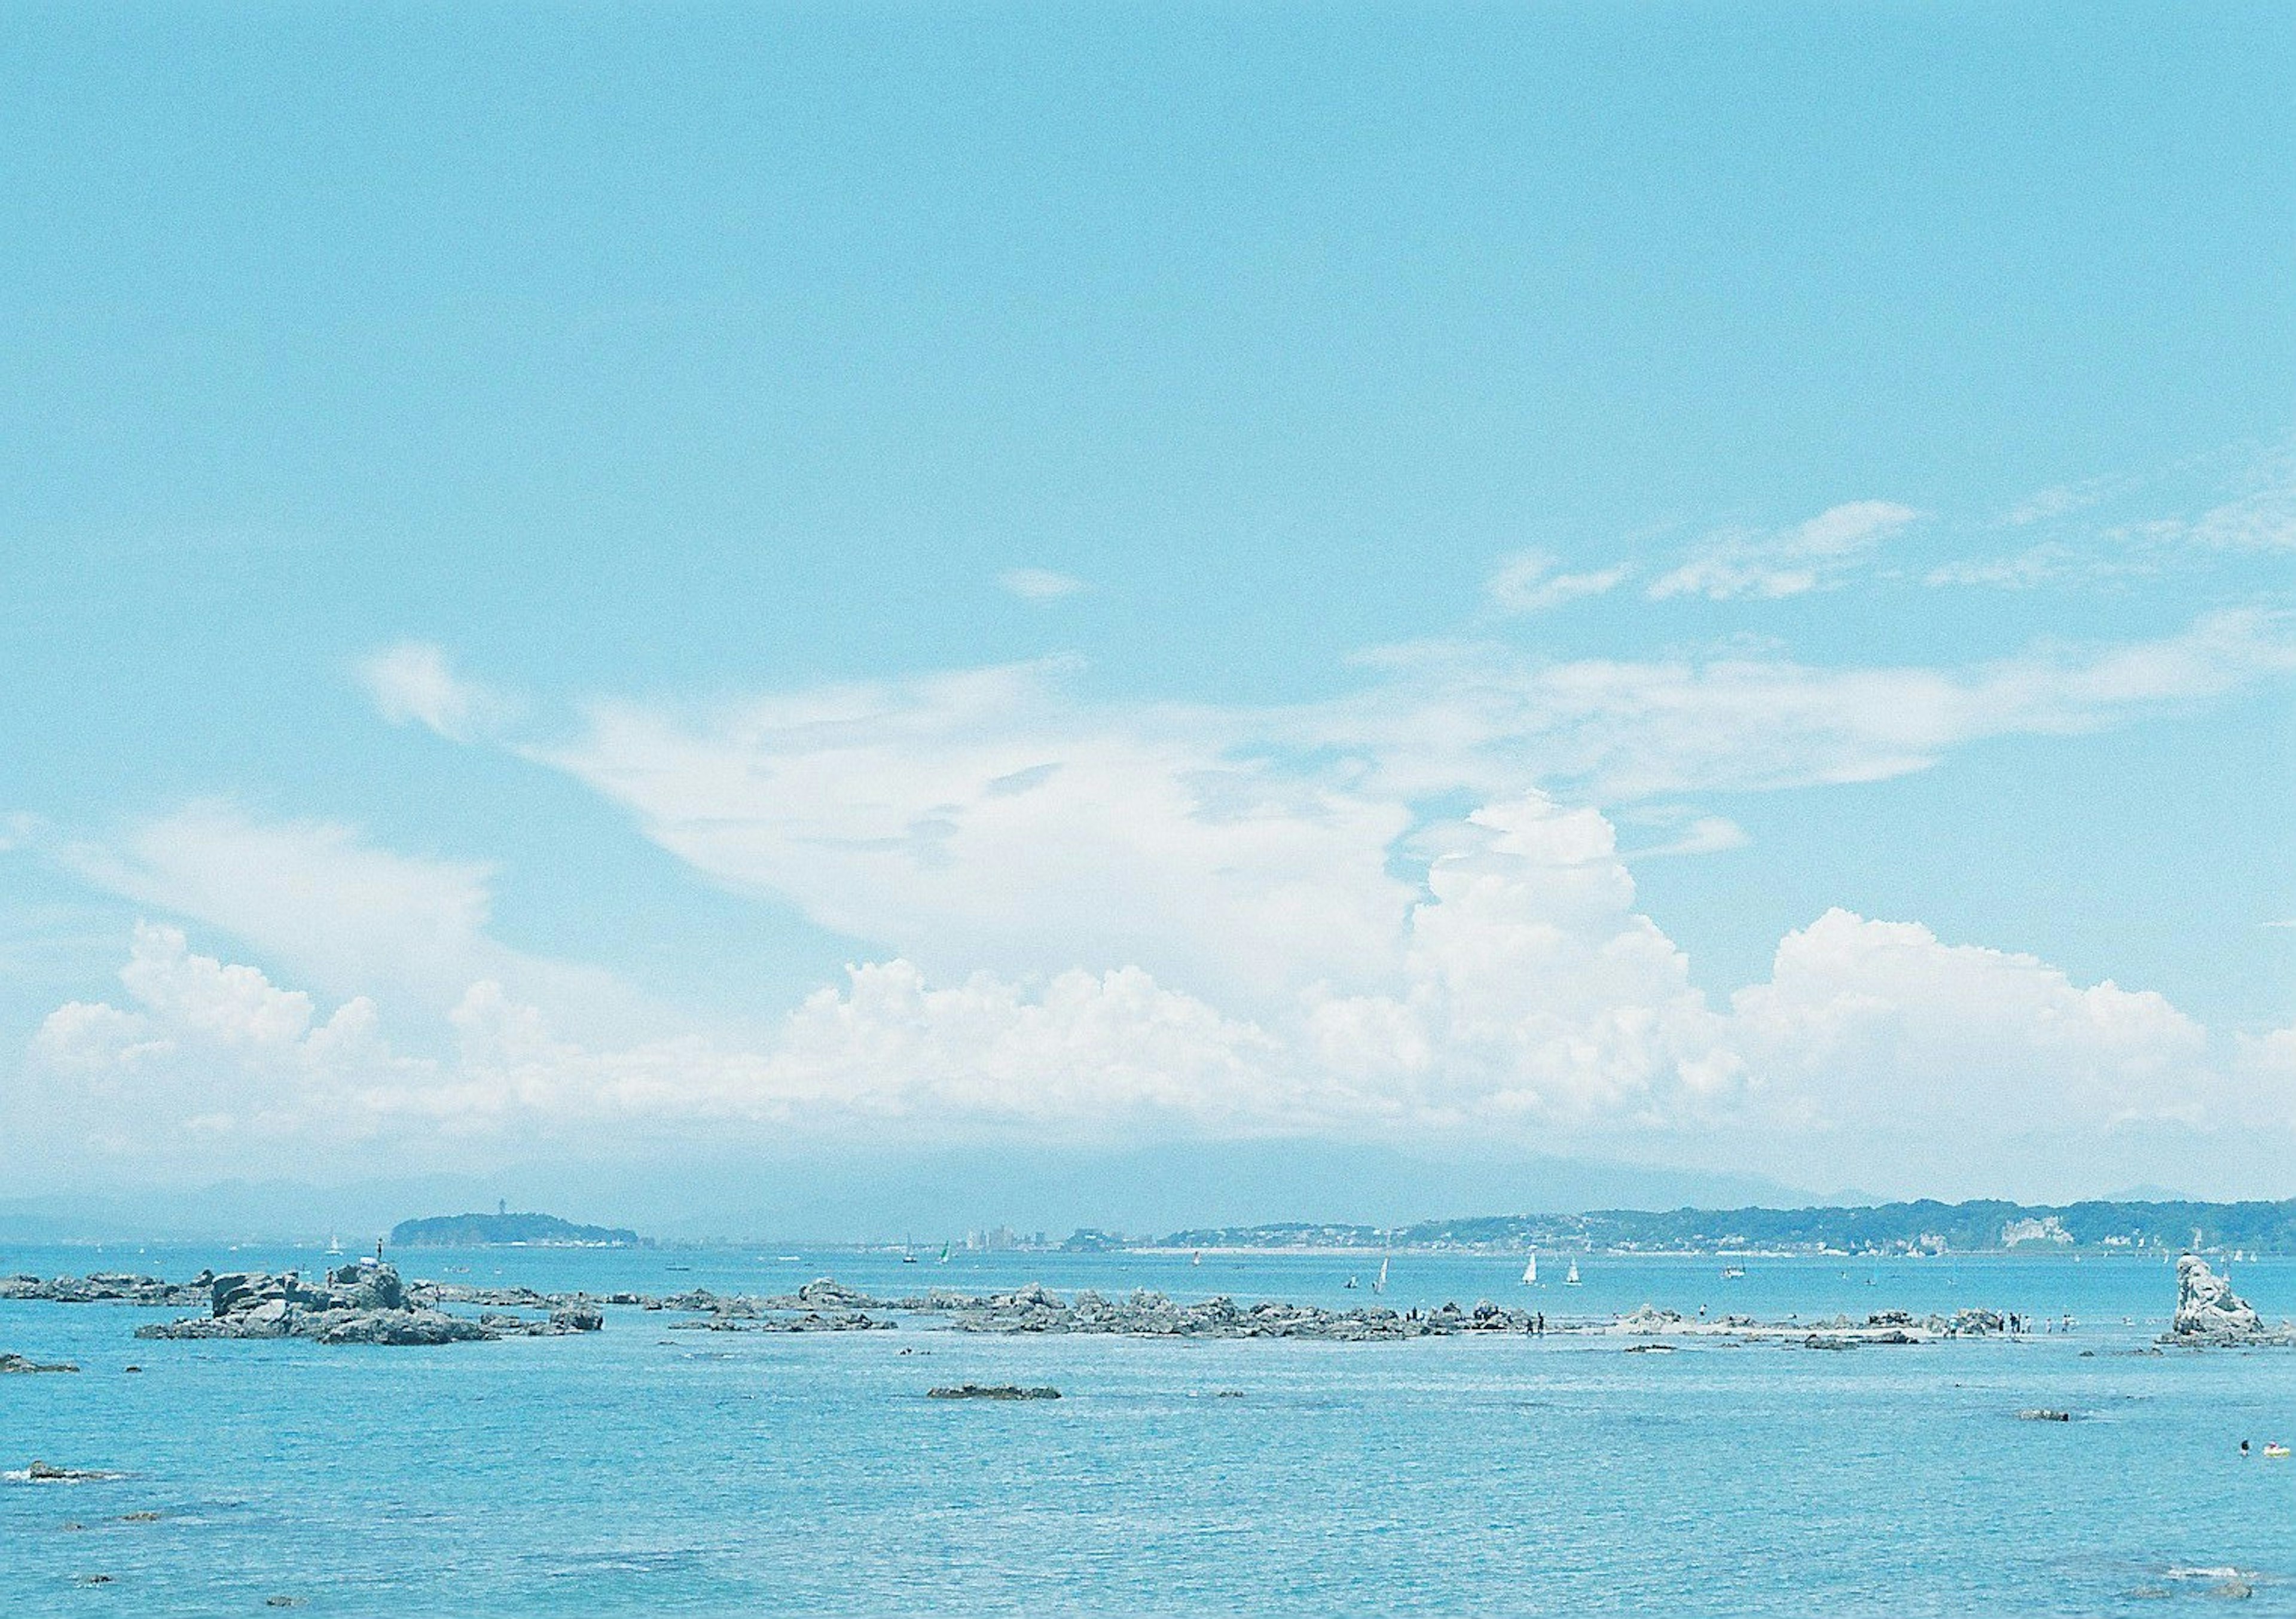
[2172,1255,2264,1338]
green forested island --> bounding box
[1154,1196,2296,1256]
[388,1211,643,1248]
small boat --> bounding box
[2266,1443,2291,1459]
[1564,1260,1581,1287]
[1721,1266,1745,1279]
[902,1253,918,1264]
[1373,1255,1390,1294]
[1343,1276,1358,1290]
[1522,1252,1538,1286]
[325,1233,344,1257]
[936,1242,951,1264]
[1192,1250,1202,1266]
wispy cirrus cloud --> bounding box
[1482,550,1631,614]
[359,642,519,743]
[999,567,1088,603]
[1648,500,1921,600]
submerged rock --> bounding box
[0,1354,79,1374]
[927,1383,1061,1400]
[13,1462,123,1483]
[2017,1409,2072,1422]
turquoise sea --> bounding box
[5,1244,2295,1615]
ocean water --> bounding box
[4,1244,2294,1615]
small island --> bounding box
[388,1209,643,1248]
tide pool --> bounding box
[4,1246,2293,1615]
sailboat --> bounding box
[1191,1250,1202,1266]
[936,1242,951,1264]
[325,1233,344,1257]
[1564,1259,1581,1286]
[1373,1254,1390,1294]
[1521,1251,1538,1286]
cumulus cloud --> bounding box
[1731,911,2211,1135]
[1648,500,1921,600]
[999,567,1088,603]
[23,805,2275,1192]
[359,641,518,741]
[1483,551,1631,615]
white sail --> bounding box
[1374,1255,1390,1293]
[1565,1259,1581,1285]
[1522,1253,1537,1285]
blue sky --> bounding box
[3,2,2291,1213]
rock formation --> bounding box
[0,1272,213,1307]
[131,1263,587,1346]
[2158,1258,2286,1341]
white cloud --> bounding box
[63,802,639,1035]
[1648,500,1921,600]
[999,567,1088,603]
[1623,816,1749,860]
[540,663,1418,1006]
[359,641,518,741]
[1336,607,2295,802]
[1483,551,1631,614]
[23,829,2274,1192]
[502,611,2296,1012]
[1932,445,2296,589]
[1731,909,2210,1135]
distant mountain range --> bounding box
[1155,1197,2296,1255]
[387,1211,643,1248]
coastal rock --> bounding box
[2172,1256,2264,1339]
[927,1384,1060,1400]
[0,1354,80,1374]
[135,1264,496,1346]
[794,1278,886,1311]
[14,1462,122,1483]
[668,1310,889,1333]
[0,1272,212,1308]
[548,1303,606,1333]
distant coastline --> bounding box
[387,1211,644,1249]
[1138,1196,2296,1258]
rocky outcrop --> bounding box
[2161,1254,2295,1346]
[923,1284,1474,1340]
[2171,1255,2265,1338]
[927,1384,1060,1400]
[135,1263,496,1346]
[666,1311,890,1333]
[0,1272,212,1307]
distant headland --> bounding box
[387,1211,643,1248]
